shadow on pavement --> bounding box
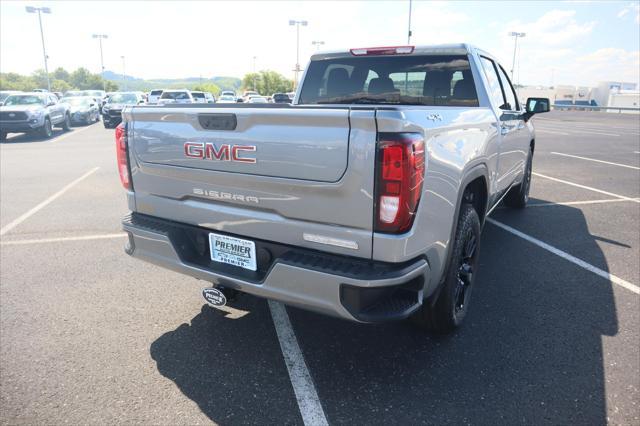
[287,198,618,424]
[150,297,302,425]
[1,129,66,144]
[150,198,618,424]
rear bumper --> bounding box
[122,213,430,322]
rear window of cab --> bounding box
[298,54,478,107]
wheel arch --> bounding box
[429,164,489,304]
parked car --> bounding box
[220,90,236,98]
[148,90,163,104]
[0,92,71,140]
[158,90,194,105]
[0,91,22,105]
[246,96,268,104]
[242,90,259,101]
[64,90,84,98]
[191,91,215,104]
[272,93,291,104]
[118,43,551,333]
[102,92,145,128]
[81,90,106,110]
[66,96,100,125]
[216,95,236,104]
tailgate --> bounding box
[125,106,377,259]
[131,106,348,182]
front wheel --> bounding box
[504,147,533,208]
[411,204,482,333]
[39,118,53,138]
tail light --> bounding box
[115,122,132,190]
[375,133,425,234]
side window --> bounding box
[496,65,519,110]
[479,56,506,109]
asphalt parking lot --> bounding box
[1,110,639,425]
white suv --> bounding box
[158,90,194,105]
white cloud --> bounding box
[503,10,596,46]
[618,2,640,23]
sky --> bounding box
[1,0,639,87]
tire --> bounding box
[61,113,71,131]
[39,118,53,138]
[411,204,482,333]
[504,147,533,208]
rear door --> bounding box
[479,56,520,193]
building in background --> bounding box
[518,80,639,112]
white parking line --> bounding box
[3,123,94,144]
[0,167,100,236]
[51,124,95,143]
[268,301,328,426]
[487,218,640,295]
[537,127,620,137]
[532,172,640,203]
[528,198,640,207]
[0,233,126,245]
[536,129,570,135]
[551,152,640,170]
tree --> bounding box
[53,67,70,81]
[192,83,221,96]
[242,70,293,95]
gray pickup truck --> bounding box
[0,92,71,140]
[118,44,549,333]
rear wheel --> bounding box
[39,118,53,138]
[412,204,481,333]
[504,147,533,208]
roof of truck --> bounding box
[310,43,477,60]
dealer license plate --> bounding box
[209,233,257,271]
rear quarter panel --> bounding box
[373,107,499,284]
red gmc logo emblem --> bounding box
[184,142,256,163]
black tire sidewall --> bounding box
[433,204,482,331]
[41,119,52,138]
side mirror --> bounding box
[523,97,550,121]
[90,103,96,107]
[138,100,145,104]
[526,97,550,114]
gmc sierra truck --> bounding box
[118,44,549,333]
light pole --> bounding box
[508,32,525,82]
[25,6,51,92]
[92,34,108,91]
[407,0,413,44]
[289,19,308,90]
[120,56,126,91]
[312,40,324,51]
[252,56,257,91]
